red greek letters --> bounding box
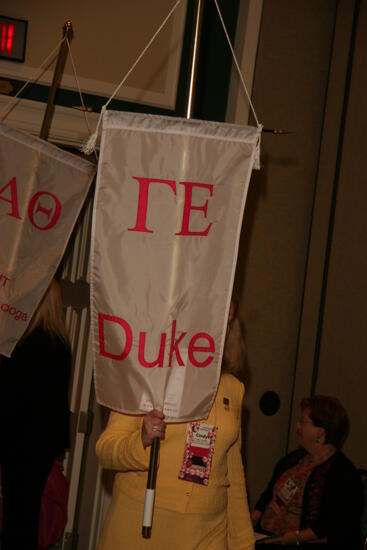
[0,177,62,231]
[128,177,176,233]
[28,191,61,230]
[175,182,213,236]
[0,177,21,219]
[128,176,213,237]
[98,313,215,369]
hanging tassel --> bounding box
[81,106,105,155]
[80,131,98,155]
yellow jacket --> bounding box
[96,373,254,549]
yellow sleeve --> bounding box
[96,411,150,471]
[227,383,255,550]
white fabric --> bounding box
[91,111,260,421]
[0,122,95,356]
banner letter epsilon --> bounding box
[176,182,213,236]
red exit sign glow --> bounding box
[1,21,15,54]
[0,16,27,62]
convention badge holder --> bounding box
[179,422,217,485]
[276,477,299,505]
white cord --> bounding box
[66,37,98,160]
[66,37,93,135]
[81,0,183,154]
[0,37,66,121]
[213,0,261,128]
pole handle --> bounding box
[142,437,160,538]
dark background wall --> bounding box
[234,0,367,503]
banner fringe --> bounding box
[81,130,98,155]
[80,106,105,155]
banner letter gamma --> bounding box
[128,177,176,233]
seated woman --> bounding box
[251,396,363,549]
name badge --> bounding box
[277,478,298,505]
[179,422,217,485]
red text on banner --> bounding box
[0,177,62,230]
[128,177,213,236]
[98,313,215,369]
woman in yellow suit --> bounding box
[96,304,255,550]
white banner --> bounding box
[91,111,260,421]
[0,122,95,356]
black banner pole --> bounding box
[142,437,160,538]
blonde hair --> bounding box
[222,314,246,376]
[23,279,69,344]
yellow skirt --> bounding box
[97,490,228,550]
